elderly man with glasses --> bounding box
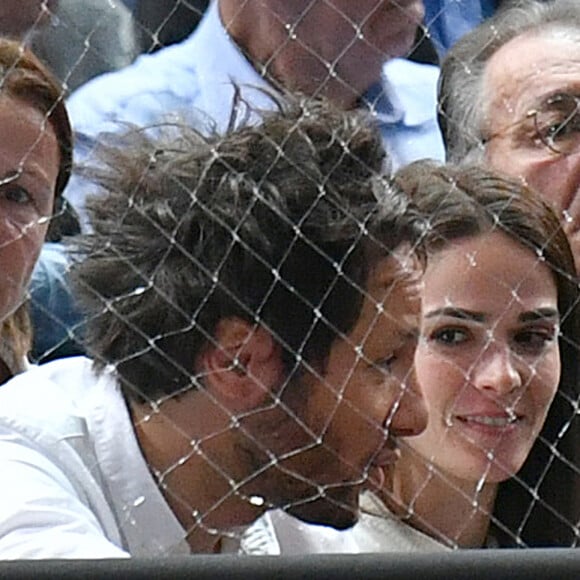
[438,0,580,270]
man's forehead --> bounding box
[349,249,421,343]
[365,246,423,300]
[485,32,580,117]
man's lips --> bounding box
[365,439,400,489]
[371,443,401,468]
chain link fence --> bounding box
[0,0,579,564]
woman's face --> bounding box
[410,231,560,484]
[0,95,59,322]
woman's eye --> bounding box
[431,328,468,345]
[1,184,32,204]
[514,329,557,352]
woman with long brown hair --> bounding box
[242,161,580,552]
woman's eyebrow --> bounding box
[519,308,559,323]
[0,166,52,189]
[0,170,20,183]
[424,307,485,322]
[424,307,559,324]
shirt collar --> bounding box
[184,0,277,132]
[188,2,437,131]
[88,369,190,556]
[364,58,439,127]
[363,81,404,125]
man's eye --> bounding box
[535,95,580,152]
[375,354,397,372]
[559,115,580,138]
[544,116,580,140]
[431,328,468,345]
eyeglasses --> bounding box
[484,93,580,156]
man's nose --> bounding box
[388,370,428,437]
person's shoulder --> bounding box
[243,510,357,555]
[0,356,105,428]
[245,496,453,554]
[66,37,204,132]
[16,355,98,385]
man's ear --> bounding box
[197,318,284,413]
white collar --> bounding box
[185,0,277,132]
[86,369,190,556]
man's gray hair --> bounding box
[438,0,580,163]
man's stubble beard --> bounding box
[232,373,363,530]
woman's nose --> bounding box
[471,345,522,395]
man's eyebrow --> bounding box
[375,267,420,294]
[519,308,559,323]
[391,259,423,285]
[533,90,580,108]
[424,307,485,323]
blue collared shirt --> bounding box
[424,0,498,57]
[67,0,444,225]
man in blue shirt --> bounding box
[65,0,445,223]
[423,0,498,57]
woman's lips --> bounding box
[449,413,524,438]
[455,414,521,427]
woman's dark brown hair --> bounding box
[394,160,580,548]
